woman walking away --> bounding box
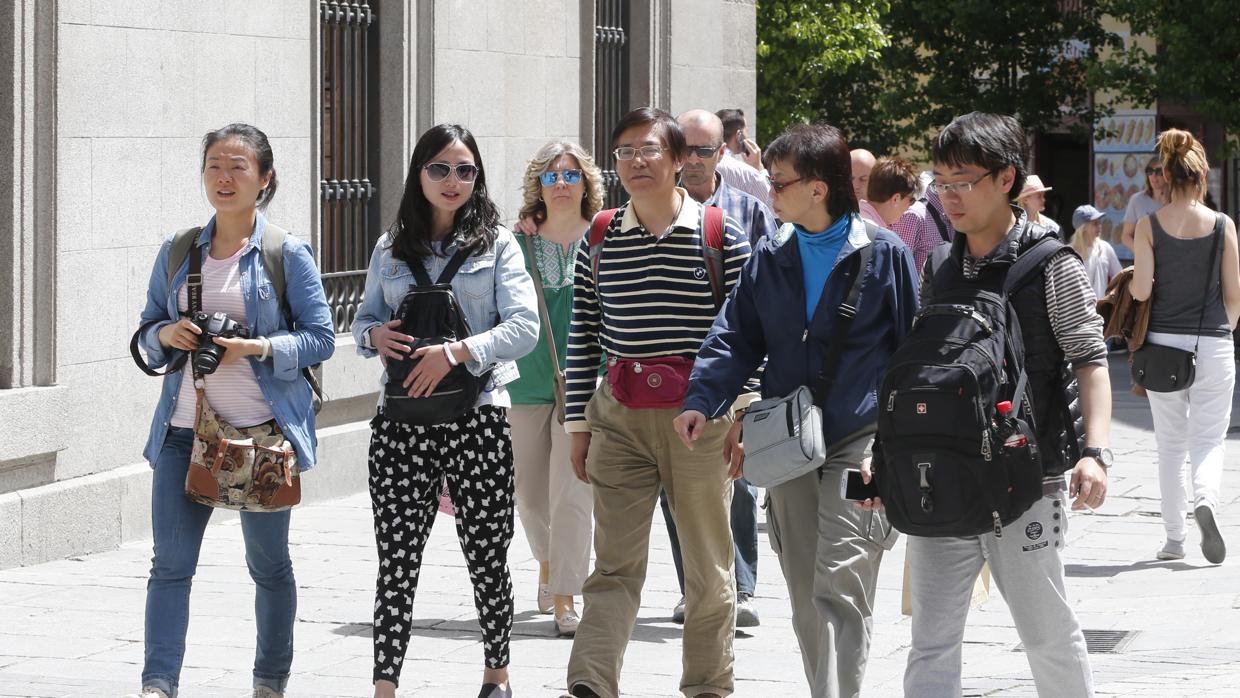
[1129,128,1240,563]
[352,123,539,697]
[127,123,335,698]
[509,141,604,636]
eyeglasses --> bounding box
[687,145,721,159]
[767,176,804,194]
[1145,166,1164,176]
[423,162,479,183]
[613,145,666,161]
[539,169,584,186]
[928,169,996,196]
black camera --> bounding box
[191,311,249,375]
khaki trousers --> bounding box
[765,427,895,698]
[567,384,736,698]
[509,404,593,595]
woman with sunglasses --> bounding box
[1121,156,1169,250]
[507,141,604,637]
[352,123,539,698]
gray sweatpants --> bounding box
[904,479,1093,697]
[766,428,897,698]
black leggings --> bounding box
[367,406,515,685]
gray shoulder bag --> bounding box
[521,233,567,424]
[741,243,873,488]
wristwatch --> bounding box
[1082,447,1113,469]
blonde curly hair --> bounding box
[518,141,605,225]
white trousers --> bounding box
[509,404,593,595]
[1145,332,1235,541]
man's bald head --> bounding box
[851,148,877,202]
[678,109,725,143]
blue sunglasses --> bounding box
[540,169,583,186]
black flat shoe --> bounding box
[477,682,512,698]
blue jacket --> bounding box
[683,215,920,449]
[351,226,540,406]
[137,213,336,470]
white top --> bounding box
[1083,239,1122,300]
[1123,190,1162,224]
[170,247,274,428]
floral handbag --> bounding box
[185,385,301,512]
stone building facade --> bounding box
[0,0,758,569]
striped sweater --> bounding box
[564,191,752,430]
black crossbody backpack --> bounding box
[382,250,491,425]
[873,238,1064,538]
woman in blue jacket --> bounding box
[674,124,919,698]
[129,123,335,698]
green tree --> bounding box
[1098,0,1240,155]
[755,1,890,146]
[757,1,1125,155]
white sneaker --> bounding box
[1156,538,1185,560]
[253,687,283,698]
[122,688,170,698]
[672,596,686,624]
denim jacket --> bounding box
[351,226,540,408]
[136,213,336,470]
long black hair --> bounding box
[389,123,500,261]
[201,123,278,209]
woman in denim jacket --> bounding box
[128,124,335,698]
[352,123,539,698]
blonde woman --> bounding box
[1070,204,1122,300]
[1130,129,1240,564]
[508,141,603,636]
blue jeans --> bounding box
[142,427,296,697]
[661,477,758,596]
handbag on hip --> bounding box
[606,355,695,410]
[186,385,301,512]
[1131,215,1222,393]
[741,244,872,488]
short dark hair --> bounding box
[201,123,278,208]
[764,123,858,219]
[390,123,501,262]
[610,106,686,160]
[931,112,1028,198]
[716,108,746,142]
[867,157,920,202]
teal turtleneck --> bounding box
[794,214,852,324]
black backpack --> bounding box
[874,237,1063,538]
[382,249,491,425]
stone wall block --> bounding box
[56,250,129,366]
[56,138,93,253]
[118,464,154,543]
[159,138,213,237]
[263,137,314,236]
[543,57,581,141]
[254,38,312,138]
[91,139,163,250]
[20,473,122,565]
[56,24,128,138]
[0,493,20,569]
[504,54,549,139]
[54,361,158,481]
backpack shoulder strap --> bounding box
[166,227,203,286]
[926,241,956,298]
[588,208,620,288]
[701,205,726,309]
[923,198,950,242]
[261,222,290,300]
[1004,237,1065,294]
[436,247,473,285]
[813,244,874,402]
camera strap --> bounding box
[128,229,204,377]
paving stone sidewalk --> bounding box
[2,361,1240,697]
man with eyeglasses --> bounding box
[563,107,753,698]
[867,112,1111,697]
[647,109,776,633]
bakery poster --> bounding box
[1092,110,1156,252]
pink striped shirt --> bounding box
[170,247,274,429]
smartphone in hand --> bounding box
[840,468,879,501]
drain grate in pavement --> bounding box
[1016,629,1138,654]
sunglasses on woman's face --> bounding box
[423,162,479,183]
[540,169,583,186]
[1145,166,1163,176]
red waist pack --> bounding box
[606,355,695,409]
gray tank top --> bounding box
[1148,212,1230,337]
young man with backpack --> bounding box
[562,107,752,698]
[868,112,1112,697]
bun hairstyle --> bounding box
[1157,128,1208,201]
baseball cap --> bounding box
[1072,204,1106,230]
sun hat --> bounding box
[1018,174,1053,199]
